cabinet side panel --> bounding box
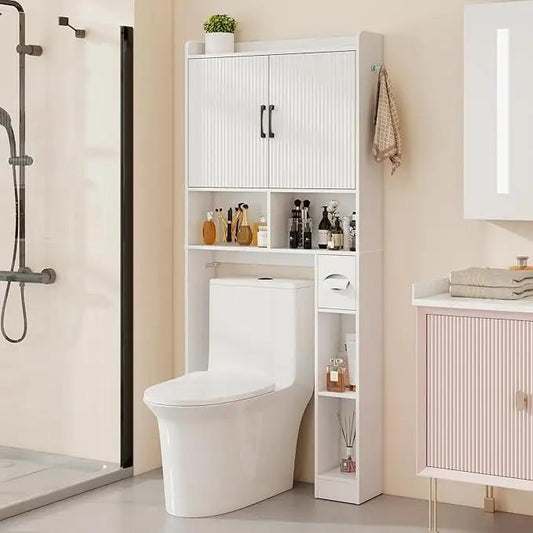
[357,250,383,501]
[356,32,383,252]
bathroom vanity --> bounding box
[413,279,533,530]
[184,34,384,505]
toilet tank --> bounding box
[208,278,314,389]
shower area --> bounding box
[0,0,133,520]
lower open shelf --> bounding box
[319,466,358,484]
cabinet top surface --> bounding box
[186,33,382,59]
[412,278,533,314]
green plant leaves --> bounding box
[203,14,237,34]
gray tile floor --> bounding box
[3,470,533,532]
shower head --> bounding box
[0,107,12,129]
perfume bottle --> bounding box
[257,225,268,248]
[237,204,253,245]
[202,212,216,245]
[326,357,347,393]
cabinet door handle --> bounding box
[268,104,275,138]
[323,274,350,291]
[260,105,266,139]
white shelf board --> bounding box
[317,390,357,400]
[318,308,357,315]
[318,466,358,484]
[188,244,357,256]
[187,187,356,194]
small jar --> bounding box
[257,226,268,248]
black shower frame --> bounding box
[120,25,134,470]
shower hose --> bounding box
[1,157,28,343]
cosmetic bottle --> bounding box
[227,208,233,243]
[326,357,347,393]
[237,204,253,245]
[257,225,268,248]
[330,216,344,250]
[349,212,357,252]
[303,218,313,249]
[289,212,299,249]
[318,206,331,249]
[342,216,350,251]
[202,212,216,245]
[252,215,267,246]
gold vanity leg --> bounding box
[428,478,439,532]
[484,485,495,513]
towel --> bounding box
[373,66,402,175]
[450,267,533,288]
[450,284,533,300]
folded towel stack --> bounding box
[449,267,533,300]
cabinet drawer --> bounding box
[318,255,357,311]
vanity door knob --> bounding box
[516,391,528,411]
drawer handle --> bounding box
[323,274,350,291]
[516,391,528,411]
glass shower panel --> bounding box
[0,0,133,519]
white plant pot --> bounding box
[205,32,234,55]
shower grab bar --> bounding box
[0,268,56,285]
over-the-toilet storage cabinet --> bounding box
[414,281,533,491]
[185,34,383,506]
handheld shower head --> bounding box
[0,107,12,128]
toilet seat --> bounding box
[144,371,275,407]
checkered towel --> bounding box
[373,66,401,175]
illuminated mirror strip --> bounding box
[496,28,510,195]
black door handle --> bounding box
[268,105,275,138]
[260,105,266,138]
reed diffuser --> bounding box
[337,411,356,474]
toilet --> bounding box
[144,277,314,517]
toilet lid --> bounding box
[144,371,275,407]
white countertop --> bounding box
[412,278,533,314]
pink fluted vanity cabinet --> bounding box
[413,279,533,532]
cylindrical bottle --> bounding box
[318,206,331,249]
[257,225,268,248]
[202,212,216,245]
[289,213,299,249]
[342,216,350,251]
[349,212,357,252]
[303,218,313,249]
[331,217,343,250]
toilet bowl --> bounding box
[144,278,314,517]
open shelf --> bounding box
[318,308,357,315]
[319,466,357,484]
[317,390,357,400]
[187,244,357,256]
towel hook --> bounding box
[58,17,86,39]
[371,63,383,72]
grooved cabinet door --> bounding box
[427,314,533,480]
[269,52,356,190]
[188,56,269,188]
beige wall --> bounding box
[174,0,533,516]
[133,0,175,474]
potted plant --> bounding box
[203,14,237,55]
